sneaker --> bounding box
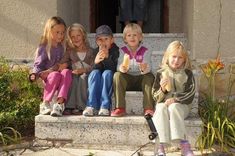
[50,103,64,117]
[111,108,126,117]
[98,108,110,116]
[83,107,95,116]
[39,102,51,115]
[71,109,82,115]
[157,143,166,156]
[144,109,154,116]
[63,108,72,115]
[180,140,194,156]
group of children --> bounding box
[29,16,195,156]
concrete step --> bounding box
[35,115,202,150]
[117,91,199,117]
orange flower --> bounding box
[201,54,224,78]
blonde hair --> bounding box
[66,23,89,49]
[38,16,66,59]
[123,23,143,43]
[161,41,191,69]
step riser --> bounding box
[114,90,199,117]
[35,116,201,149]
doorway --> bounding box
[90,0,168,33]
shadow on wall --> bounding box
[0,0,58,59]
[22,0,56,16]
[0,14,39,47]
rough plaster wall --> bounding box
[219,0,235,60]
[182,0,194,58]
[0,0,58,59]
[168,0,183,33]
[193,0,235,60]
[57,0,89,30]
[77,0,90,32]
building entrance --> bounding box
[90,0,168,33]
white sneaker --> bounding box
[98,108,110,116]
[83,107,96,116]
[50,103,64,117]
[39,102,51,115]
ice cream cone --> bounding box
[123,54,130,68]
[162,72,171,92]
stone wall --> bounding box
[182,0,235,60]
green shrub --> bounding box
[0,57,42,141]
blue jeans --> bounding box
[87,70,114,110]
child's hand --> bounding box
[120,64,128,73]
[138,63,147,72]
[94,51,106,64]
[72,68,85,75]
[58,63,67,71]
[29,73,36,82]
[164,98,175,106]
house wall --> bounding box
[182,0,235,61]
[0,0,57,59]
[0,0,234,62]
[0,0,89,59]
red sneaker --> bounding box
[111,108,126,117]
[144,109,154,116]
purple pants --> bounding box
[43,69,72,102]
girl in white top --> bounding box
[60,23,94,115]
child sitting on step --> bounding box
[152,41,195,156]
[111,23,154,117]
[83,25,119,116]
[60,23,95,115]
[29,16,72,117]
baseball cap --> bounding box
[95,25,113,39]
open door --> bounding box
[90,0,118,33]
[90,0,168,33]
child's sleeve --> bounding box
[141,49,152,74]
[85,48,96,73]
[32,46,47,74]
[102,45,119,72]
[60,50,70,64]
[152,72,167,103]
[117,49,124,71]
[174,69,196,105]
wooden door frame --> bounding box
[162,0,169,33]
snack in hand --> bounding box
[122,54,130,68]
[162,71,171,92]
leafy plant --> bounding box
[0,127,21,145]
[0,57,42,140]
[197,54,235,154]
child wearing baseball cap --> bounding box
[83,25,119,116]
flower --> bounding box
[201,54,224,78]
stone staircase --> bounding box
[35,33,202,150]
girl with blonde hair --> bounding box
[29,16,72,117]
[152,41,195,156]
[60,23,94,115]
